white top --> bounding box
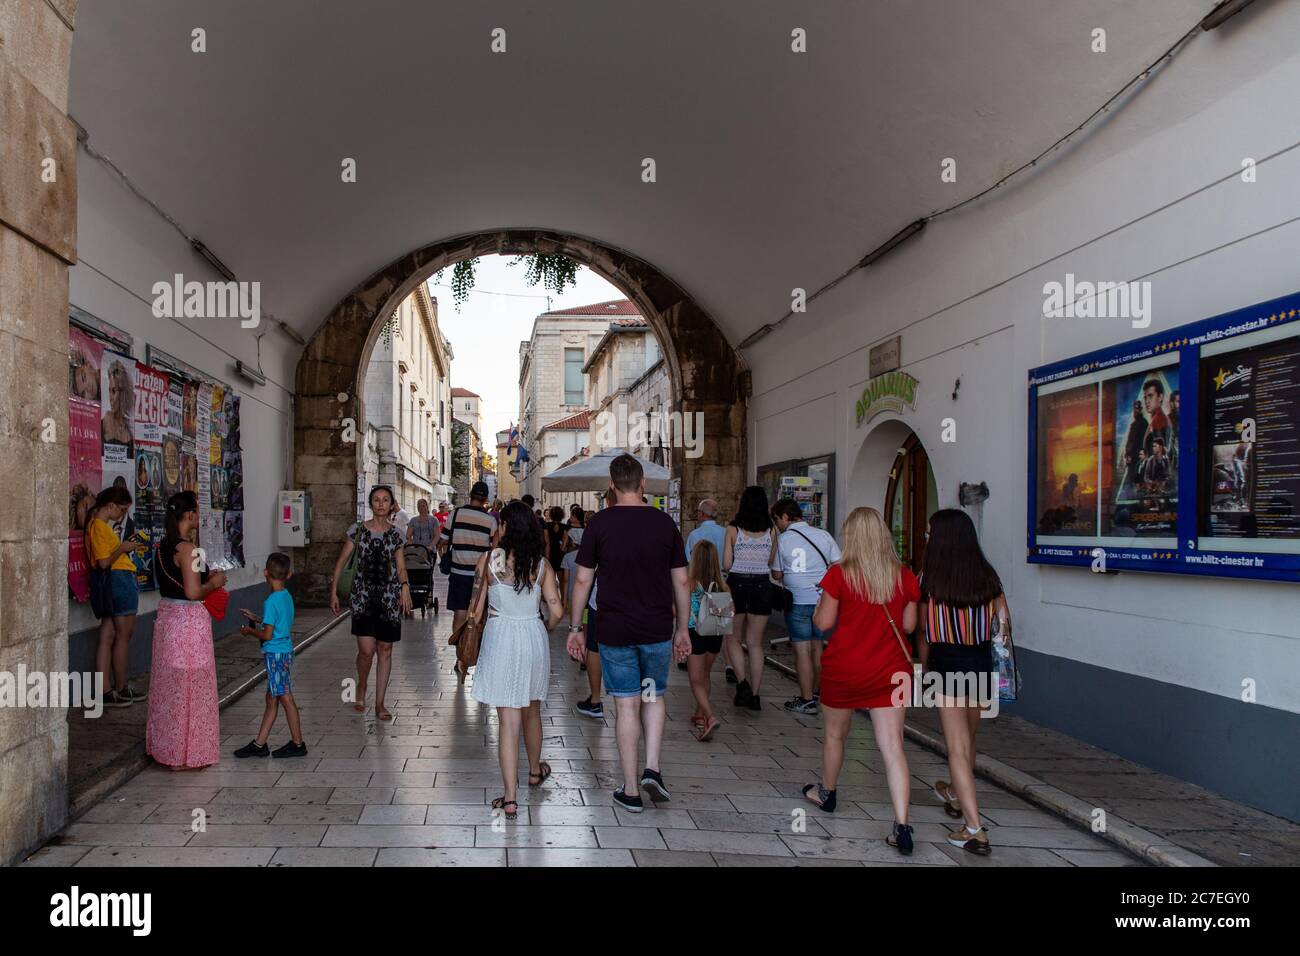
[777,521,841,606]
[729,527,776,575]
[392,508,412,537]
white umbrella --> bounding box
[540,447,671,494]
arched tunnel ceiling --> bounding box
[69,0,1211,344]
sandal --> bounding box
[802,782,836,813]
[491,796,518,819]
[934,780,962,819]
[528,762,552,787]
[376,706,393,722]
[693,716,720,742]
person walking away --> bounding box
[470,502,565,819]
[148,491,226,770]
[772,498,840,714]
[436,481,498,680]
[803,507,920,856]
[85,486,148,707]
[722,486,777,710]
[234,552,308,758]
[684,498,739,683]
[574,490,615,720]
[567,455,691,811]
[391,500,413,540]
[544,505,570,604]
[561,504,585,611]
[686,540,728,741]
[435,500,452,530]
[920,508,1008,856]
[329,485,413,719]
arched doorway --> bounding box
[884,432,938,572]
[293,229,748,603]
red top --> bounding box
[818,564,920,710]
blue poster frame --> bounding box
[1027,289,1300,583]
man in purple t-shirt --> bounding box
[568,454,690,813]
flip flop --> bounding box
[693,716,720,742]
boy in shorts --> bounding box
[234,552,308,758]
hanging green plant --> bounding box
[511,253,579,295]
[380,308,399,346]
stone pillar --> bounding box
[0,0,79,864]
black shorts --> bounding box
[689,627,722,656]
[447,573,475,611]
[352,614,401,643]
[926,641,994,703]
[727,573,773,616]
[585,608,600,652]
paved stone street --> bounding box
[29,604,1134,867]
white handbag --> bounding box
[695,583,735,636]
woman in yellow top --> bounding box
[85,486,147,708]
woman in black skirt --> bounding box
[918,508,1009,856]
[330,485,413,721]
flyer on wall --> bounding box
[1200,332,1300,541]
[1100,363,1179,538]
[1035,382,1098,536]
[99,350,135,464]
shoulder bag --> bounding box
[336,526,360,606]
[448,557,488,677]
[438,508,461,575]
[775,528,830,614]
[880,597,920,694]
[156,544,229,621]
[696,582,735,636]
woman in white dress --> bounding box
[471,500,565,819]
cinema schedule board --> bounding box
[1027,290,1300,582]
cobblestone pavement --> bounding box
[30,599,1135,867]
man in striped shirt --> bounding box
[437,481,499,634]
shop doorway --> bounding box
[884,432,938,572]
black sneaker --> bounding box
[234,740,269,758]
[784,696,818,715]
[102,690,131,709]
[272,740,309,758]
[640,768,670,802]
[734,679,753,707]
[724,667,738,684]
[613,786,644,813]
[575,697,604,719]
[748,694,762,712]
[888,822,914,856]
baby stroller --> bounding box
[403,543,437,616]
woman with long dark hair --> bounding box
[543,505,570,603]
[85,486,148,708]
[803,507,920,855]
[722,485,777,710]
[330,486,413,721]
[147,491,226,769]
[919,508,1008,856]
[471,500,564,818]
[561,503,585,611]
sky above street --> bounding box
[429,256,623,452]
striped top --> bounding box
[923,597,999,646]
[440,505,498,576]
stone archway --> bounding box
[293,229,748,603]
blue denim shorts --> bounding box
[599,641,672,699]
[110,569,139,616]
[784,604,828,643]
[264,652,294,697]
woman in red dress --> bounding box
[802,507,920,855]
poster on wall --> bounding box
[196,382,213,558]
[162,379,184,500]
[1101,363,1179,538]
[1028,289,1300,582]
[132,362,169,590]
[99,351,135,463]
[1199,333,1300,541]
[68,330,105,602]
[1034,382,1098,536]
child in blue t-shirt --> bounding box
[234,553,307,758]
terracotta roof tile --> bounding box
[541,299,640,317]
[542,409,592,430]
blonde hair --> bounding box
[838,507,902,604]
[688,540,725,592]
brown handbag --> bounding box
[448,565,488,673]
[880,598,922,695]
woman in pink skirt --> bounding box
[147,491,225,770]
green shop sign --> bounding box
[855,370,918,426]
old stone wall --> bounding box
[0,0,79,865]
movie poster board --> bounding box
[1027,291,1300,582]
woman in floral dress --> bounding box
[330,485,413,721]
